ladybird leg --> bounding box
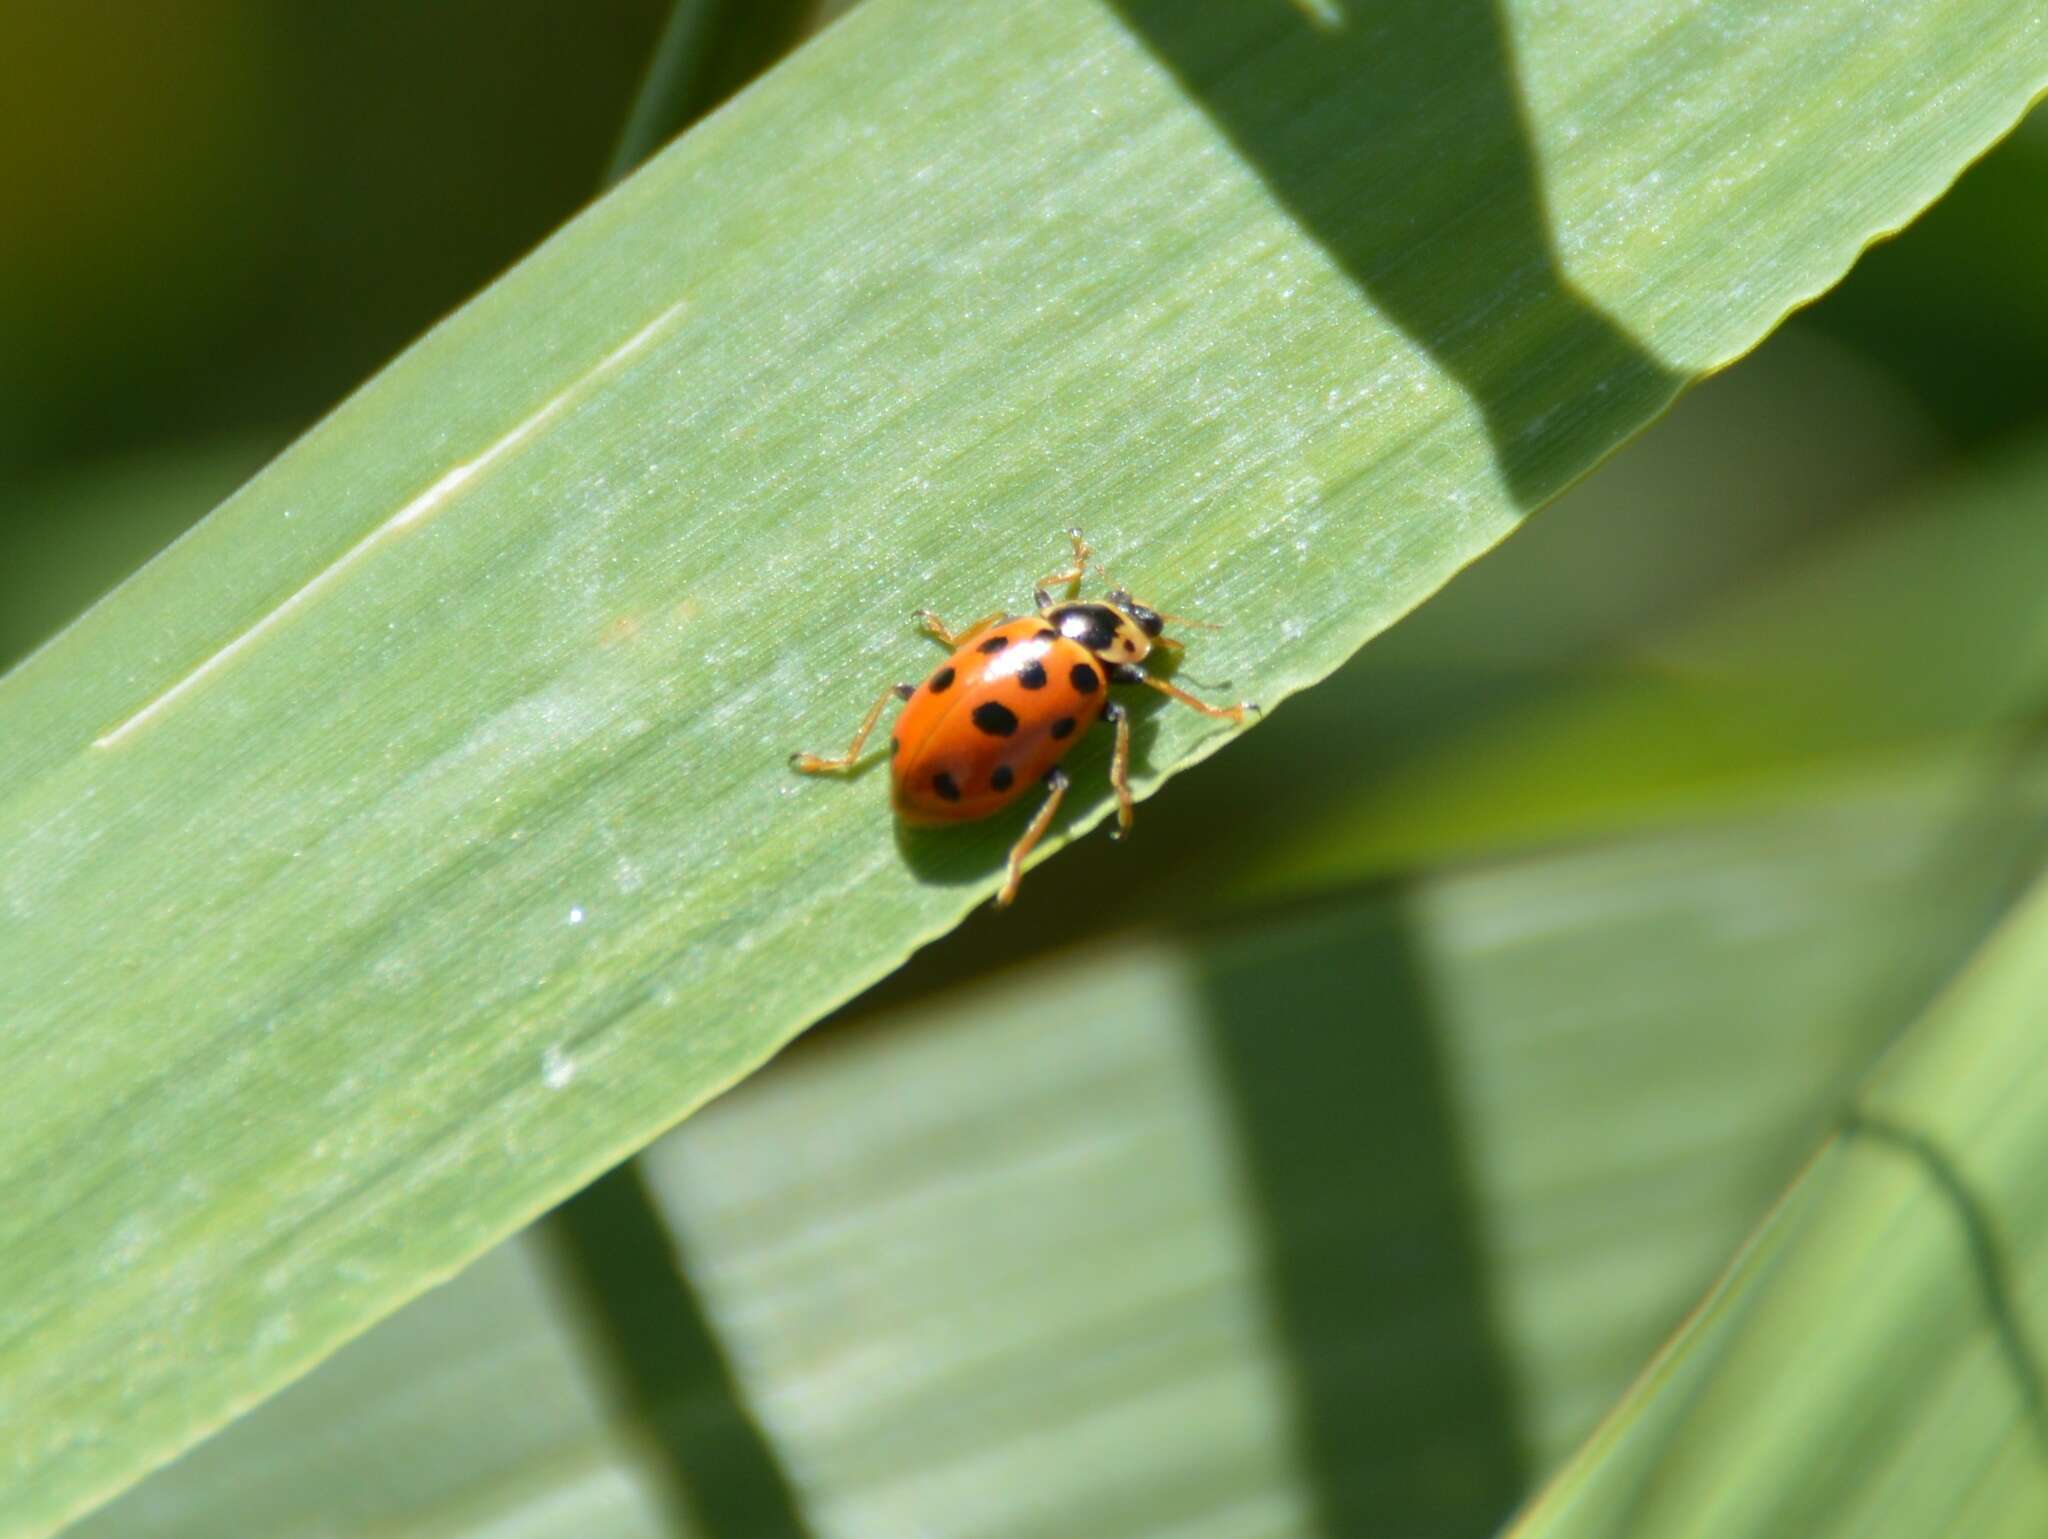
[789,682,917,773]
[1033,528,1092,602]
[1110,663,1258,724]
[1101,700,1134,838]
[914,609,1008,648]
[995,767,1070,907]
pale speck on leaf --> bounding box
[540,1047,576,1091]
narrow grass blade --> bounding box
[602,0,816,184]
[1512,863,2048,1538]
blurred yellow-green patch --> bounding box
[4,0,2047,1535]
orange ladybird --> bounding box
[790,532,1256,905]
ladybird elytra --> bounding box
[789,531,1255,906]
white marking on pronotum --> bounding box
[94,299,690,750]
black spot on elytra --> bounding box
[978,634,1010,653]
[1051,716,1077,739]
[890,735,900,757]
[1070,662,1100,694]
[991,764,1015,792]
[932,770,961,802]
[972,701,1019,737]
[928,665,955,693]
[1018,659,1048,689]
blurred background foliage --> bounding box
[9,1,2048,1535]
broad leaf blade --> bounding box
[64,328,2048,1539]
[4,0,2044,1530]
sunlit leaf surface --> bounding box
[77,363,2048,1538]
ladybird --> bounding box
[789,531,1256,905]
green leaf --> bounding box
[65,306,2048,1538]
[1512,865,2048,1537]
[1806,112,2048,443]
[5,0,2043,1530]
[69,322,2048,1539]
[601,0,816,185]
[64,1238,692,1539]
[0,439,271,670]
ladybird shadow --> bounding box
[893,691,1173,892]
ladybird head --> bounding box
[1106,589,1166,639]
[1042,594,1156,664]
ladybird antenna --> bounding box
[1089,557,1121,596]
[1122,592,1225,632]
[1091,543,1226,633]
